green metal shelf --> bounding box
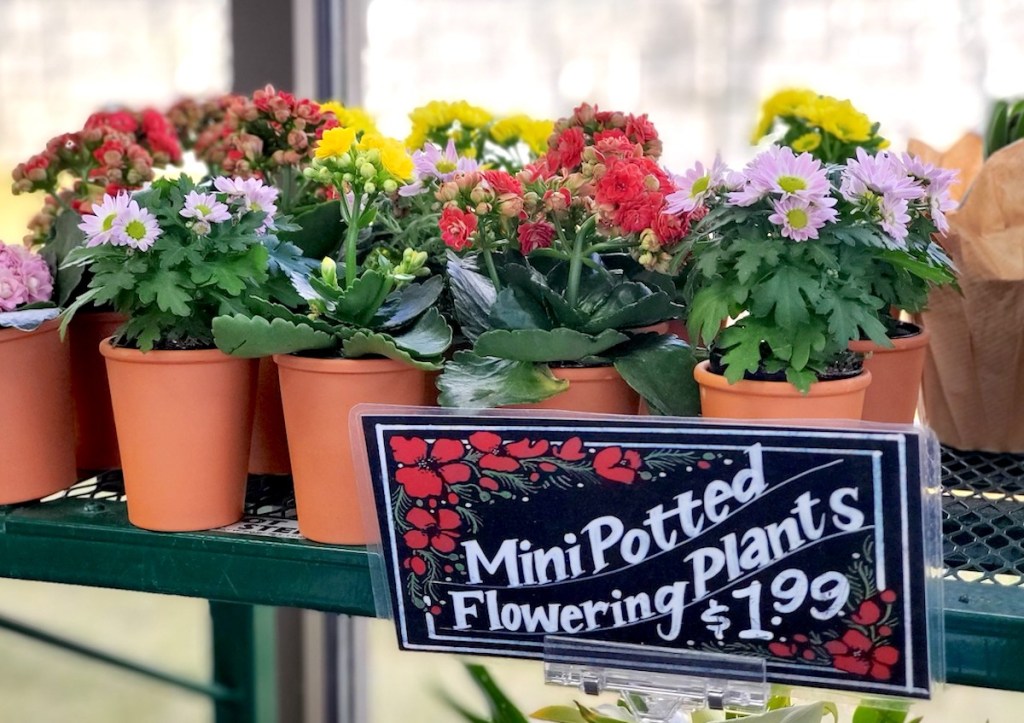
[2,447,1024,692]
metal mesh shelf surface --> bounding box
[941,446,1024,585]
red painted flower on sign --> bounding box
[851,599,883,626]
[593,446,643,484]
[403,507,462,554]
[553,436,586,461]
[825,629,900,680]
[468,432,549,472]
[390,436,471,498]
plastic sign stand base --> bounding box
[542,635,768,722]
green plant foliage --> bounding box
[612,334,700,416]
[212,315,333,358]
[437,351,570,407]
[474,328,630,362]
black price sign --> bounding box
[359,414,935,699]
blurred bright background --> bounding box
[3,0,1024,721]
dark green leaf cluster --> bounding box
[439,253,699,414]
[984,97,1024,158]
[212,272,452,370]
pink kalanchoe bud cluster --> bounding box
[192,85,338,180]
[540,102,663,174]
[166,94,242,151]
[0,241,53,311]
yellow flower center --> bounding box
[101,213,116,231]
[690,175,710,197]
[196,203,211,215]
[777,175,807,193]
[125,219,147,240]
[785,207,809,229]
[436,159,457,174]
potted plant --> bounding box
[11,107,183,471]
[63,174,285,531]
[671,145,890,420]
[752,89,958,422]
[0,240,76,504]
[432,103,702,416]
[210,126,453,544]
[169,86,351,474]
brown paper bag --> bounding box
[915,134,1024,452]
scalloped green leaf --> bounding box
[334,269,389,325]
[474,328,629,363]
[446,252,497,342]
[244,297,337,336]
[437,351,568,408]
[213,314,334,358]
[503,263,584,328]
[389,307,452,357]
[487,285,555,330]
[581,287,679,334]
[277,200,345,259]
[612,334,700,417]
[342,331,443,370]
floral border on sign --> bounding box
[713,538,903,682]
[385,431,701,612]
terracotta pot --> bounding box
[694,360,871,420]
[0,319,76,504]
[101,340,257,531]
[274,355,431,545]
[509,365,639,415]
[68,311,124,473]
[248,357,290,475]
[849,325,931,424]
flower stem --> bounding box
[566,215,597,308]
[344,190,362,288]
[481,246,501,292]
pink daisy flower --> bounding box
[180,191,232,232]
[399,139,479,197]
[664,154,729,214]
[112,200,162,251]
[78,192,133,247]
[768,196,838,241]
[839,148,922,203]
[728,146,831,207]
[898,152,958,234]
[878,195,911,244]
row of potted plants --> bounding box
[1,88,957,543]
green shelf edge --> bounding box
[3,497,1024,692]
[0,497,377,616]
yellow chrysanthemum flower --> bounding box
[818,99,873,143]
[752,88,818,141]
[522,119,554,155]
[792,132,822,152]
[315,126,357,159]
[450,100,492,129]
[489,115,526,145]
[359,133,414,180]
[319,100,379,137]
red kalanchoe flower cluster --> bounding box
[85,108,183,166]
[543,102,663,174]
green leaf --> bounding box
[877,249,956,285]
[243,297,337,335]
[212,314,334,358]
[753,266,817,328]
[41,211,88,307]
[437,351,569,407]
[388,307,452,358]
[581,286,679,335]
[852,703,910,723]
[734,242,781,285]
[488,285,556,330]
[462,663,529,723]
[719,324,767,383]
[530,705,589,722]
[474,328,629,363]
[279,200,345,258]
[137,272,192,316]
[729,702,831,723]
[447,252,498,342]
[374,275,444,329]
[504,262,584,328]
[613,334,700,416]
[342,331,443,370]
[785,366,818,393]
[334,270,389,325]
[688,281,734,346]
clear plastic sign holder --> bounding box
[543,636,768,722]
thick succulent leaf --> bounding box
[0,307,61,332]
[503,263,585,328]
[475,328,629,363]
[487,285,554,330]
[244,297,337,336]
[388,307,452,358]
[278,200,345,258]
[260,235,318,301]
[446,252,497,342]
[582,286,680,334]
[341,331,443,370]
[334,269,388,325]
[374,274,444,329]
[212,314,334,357]
[612,334,700,417]
[41,211,87,306]
[437,351,568,408]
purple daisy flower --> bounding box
[727,145,831,207]
[898,152,958,234]
[664,154,729,214]
[79,192,133,247]
[399,139,479,197]
[112,200,162,251]
[768,196,839,241]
